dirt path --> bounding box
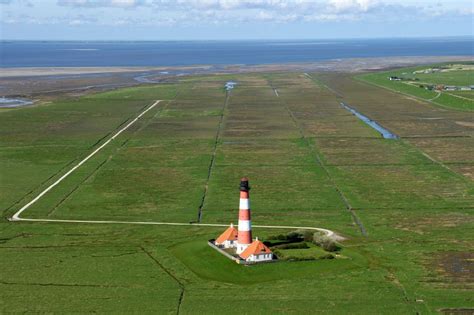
[8,97,342,241]
[447,92,474,102]
[10,100,161,221]
[428,91,442,101]
[10,217,342,240]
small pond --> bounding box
[225,81,237,91]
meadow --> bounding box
[1,70,473,313]
[356,63,474,111]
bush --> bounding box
[269,230,315,243]
[272,249,316,261]
[297,230,314,242]
[269,230,341,253]
[267,234,287,240]
[286,230,313,242]
[285,256,316,261]
[272,242,309,250]
[312,234,339,252]
[319,254,335,260]
[286,231,303,242]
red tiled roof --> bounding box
[215,225,238,244]
[239,239,272,260]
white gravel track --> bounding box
[8,99,342,241]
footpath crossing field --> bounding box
[1,72,473,313]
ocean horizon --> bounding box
[1,37,473,68]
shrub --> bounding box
[286,231,303,242]
[296,230,314,242]
[272,242,309,250]
[319,254,335,260]
[267,234,287,240]
[286,256,316,261]
[272,249,280,256]
[312,234,339,252]
[270,230,315,243]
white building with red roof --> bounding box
[212,178,274,264]
[215,223,238,249]
[239,238,273,263]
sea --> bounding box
[0,37,473,67]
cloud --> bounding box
[54,0,474,19]
[57,0,147,8]
[3,0,473,28]
[329,0,377,12]
[1,0,33,5]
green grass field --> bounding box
[1,71,473,313]
[356,63,474,111]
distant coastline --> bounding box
[1,38,473,68]
[1,55,472,101]
[1,56,473,78]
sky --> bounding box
[1,0,473,40]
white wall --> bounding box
[247,253,273,262]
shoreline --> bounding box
[1,55,473,78]
[1,55,472,101]
[0,65,212,78]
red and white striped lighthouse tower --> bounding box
[236,177,253,254]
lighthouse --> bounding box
[236,177,252,254]
[212,177,273,263]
